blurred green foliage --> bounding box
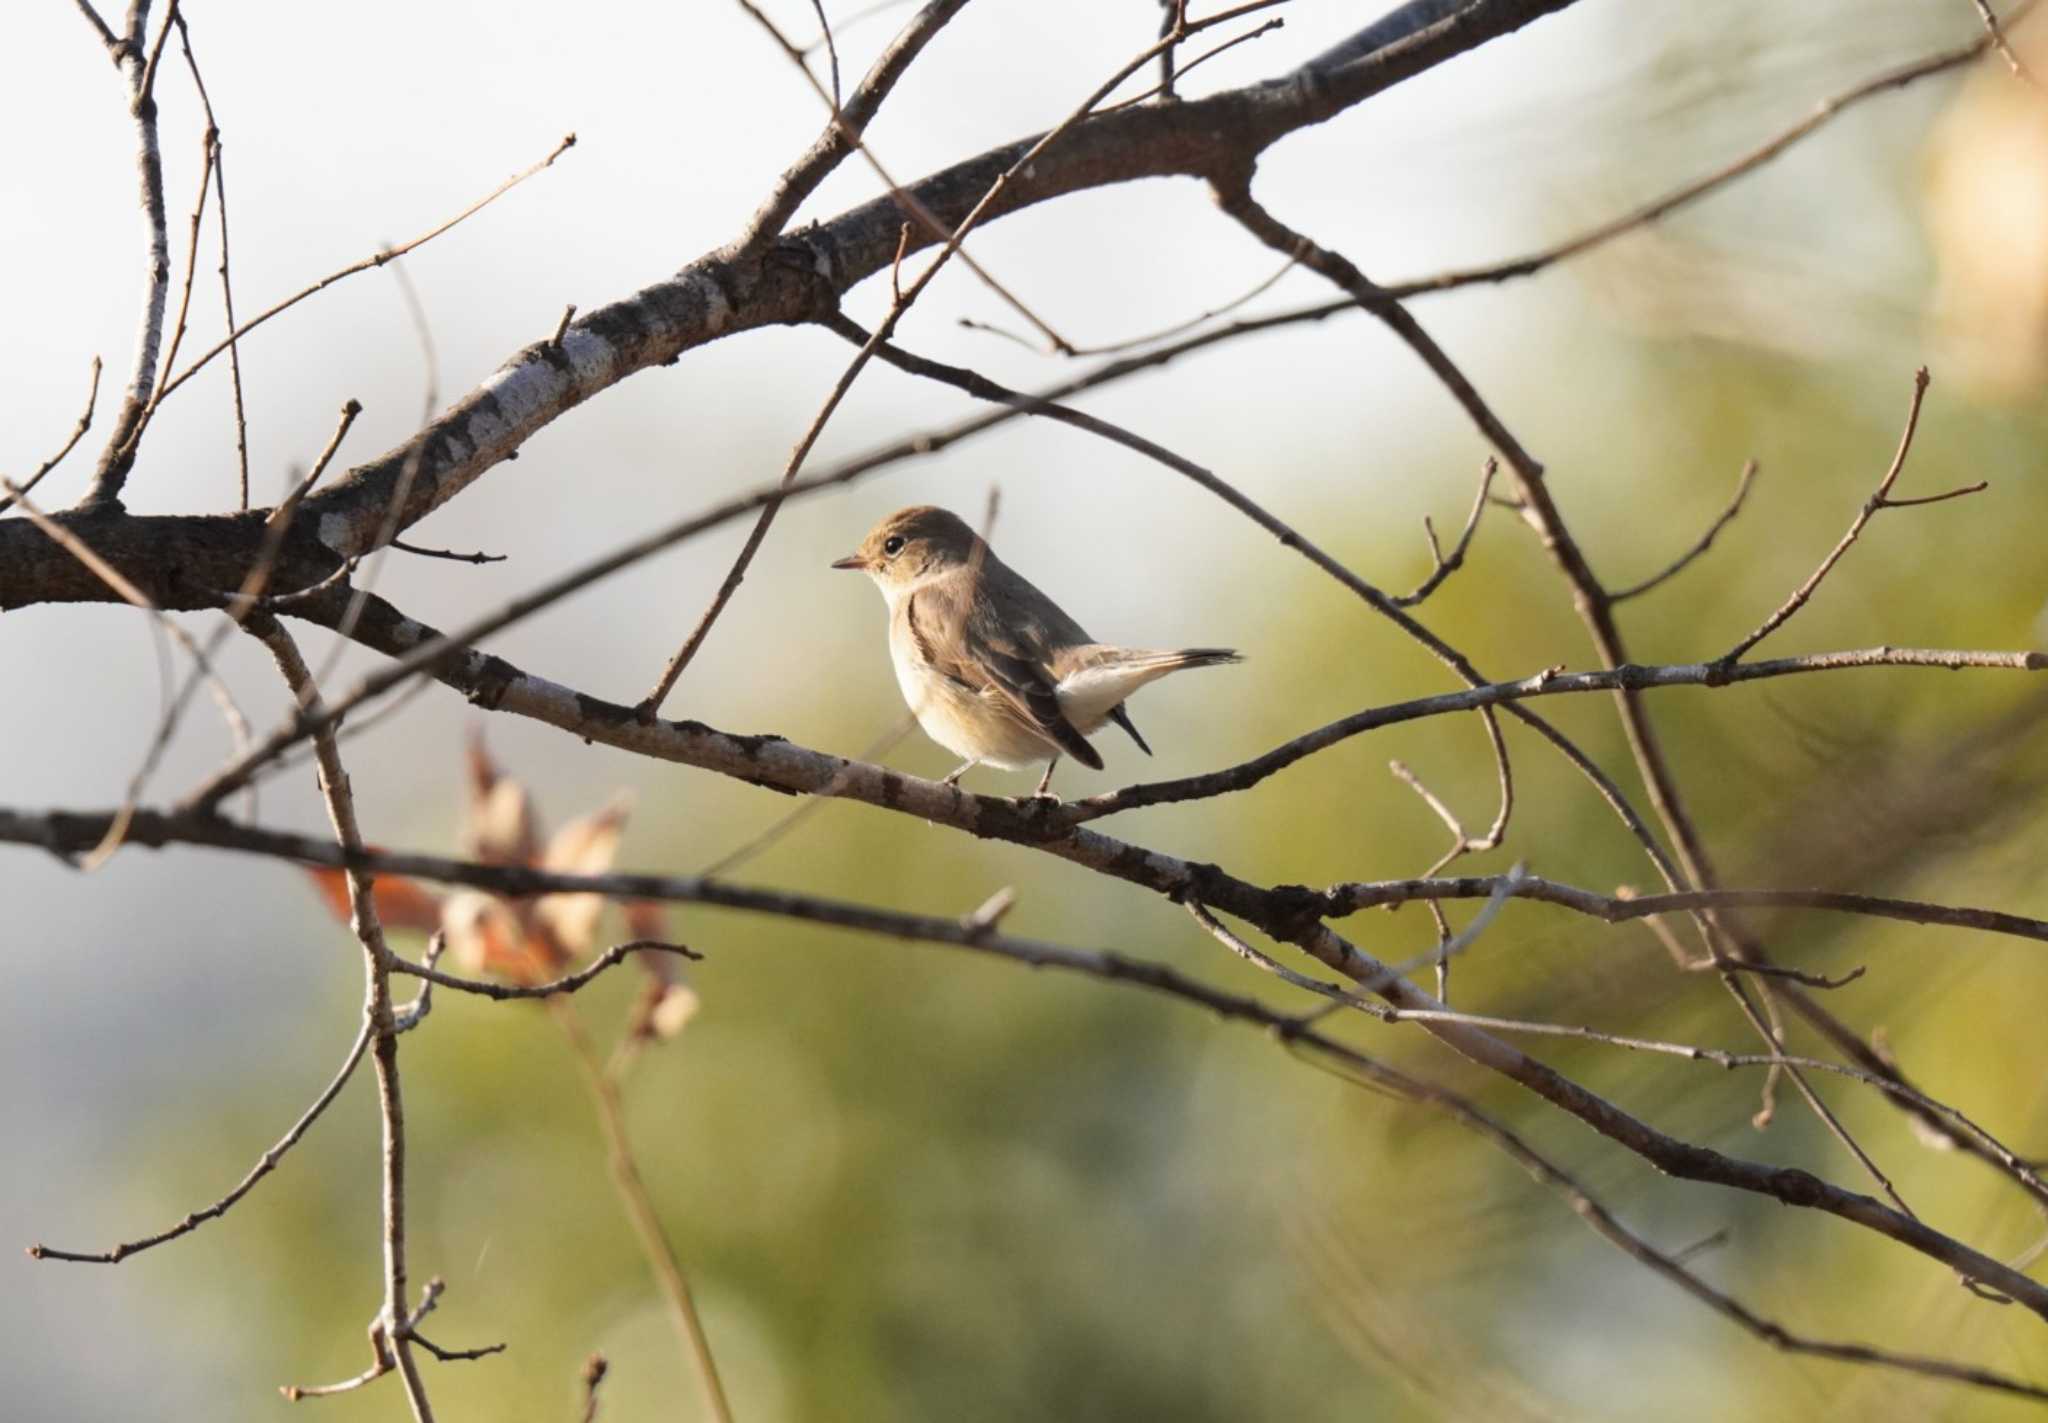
[96,331,2048,1421]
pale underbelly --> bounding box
[893,656,1083,769]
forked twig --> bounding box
[1392,457,1495,608]
[1721,370,1982,666]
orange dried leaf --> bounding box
[303,863,443,933]
[466,777,538,868]
[533,792,633,960]
[441,891,562,985]
[541,792,632,875]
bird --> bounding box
[831,504,1240,797]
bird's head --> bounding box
[830,505,984,591]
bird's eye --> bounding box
[882,535,905,557]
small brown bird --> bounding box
[832,505,1240,796]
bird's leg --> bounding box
[942,759,977,787]
[1031,756,1061,800]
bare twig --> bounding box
[736,0,974,255]
[1155,1,1184,101]
[392,931,447,1034]
[958,255,1299,359]
[102,398,365,850]
[147,112,217,444]
[1721,371,1978,665]
[646,0,1191,713]
[251,615,439,1420]
[18,790,2048,1311]
[1290,1037,2048,1405]
[0,356,101,514]
[386,253,443,427]
[1064,647,2045,824]
[1384,5,2043,300]
[1970,0,2042,84]
[390,938,699,1001]
[0,480,253,867]
[153,134,577,407]
[695,489,997,875]
[806,0,841,108]
[169,12,251,506]
[40,816,2048,965]
[579,1354,608,1423]
[1214,185,1956,1212]
[1109,12,1284,112]
[1392,458,1495,607]
[27,1013,374,1263]
[389,539,506,565]
[80,0,172,508]
[552,1000,734,1423]
[71,0,118,51]
[1610,458,1758,602]
[228,399,364,617]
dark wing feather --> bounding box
[909,578,1104,770]
[1107,703,1151,755]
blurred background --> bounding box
[5,1,2048,1417]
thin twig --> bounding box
[961,256,1299,359]
[390,938,699,1001]
[1391,458,1494,607]
[1383,6,2043,301]
[1610,459,1758,602]
[19,790,2048,1310]
[695,488,998,874]
[0,480,253,867]
[253,615,439,1421]
[552,1000,734,1423]
[1720,370,1976,665]
[103,398,364,848]
[80,0,172,508]
[27,1014,374,1263]
[1970,0,2042,84]
[1215,184,1931,1214]
[386,253,443,428]
[71,0,118,50]
[148,111,217,443]
[806,0,840,108]
[0,356,101,514]
[641,0,1140,712]
[170,12,251,506]
[1286,1037,2048,1405]
[738,0,973,255]
[1155,0,1184,101]
[579,1355,608,1423]
[153,134,577,407]
[389,539,506,565]
[1108,12,1284,111]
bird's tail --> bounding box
[1058,647,1243,739]
[1166,647,1242,670]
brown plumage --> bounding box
[831,505,1240,795]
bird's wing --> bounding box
[907,575,1104,770]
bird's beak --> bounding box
[829,553,869,571]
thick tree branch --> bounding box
[0,0,1578,587]
[11,791,2048,1320]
